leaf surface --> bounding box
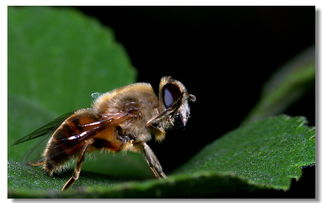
[175,116,315,190]
[9,116,315,197]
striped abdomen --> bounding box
[42,109,125,174]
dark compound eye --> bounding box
[162,84,182,108]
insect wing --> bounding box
[56,111,135,143]
[12,111,74,145]
[44,111,137,162]
[22,132,51,164]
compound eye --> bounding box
[162,84,182,108]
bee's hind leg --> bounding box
[27,160,45,167]
[61,142,91,191]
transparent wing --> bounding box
[22,133,50,164]
[12,111,74,146]
[39,111,138,163]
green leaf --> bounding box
[242,47,315,124]
[9,116,315,197]
[175,115,315,190]
[8,6,136,115]
[8,7,137,157]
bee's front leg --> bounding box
[142,142,167,178]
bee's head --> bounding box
[158,76,196,129]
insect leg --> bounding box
[28,161,45,167]
[142,143,167,178]
[61,142,91,191]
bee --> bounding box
[13,76,196,191]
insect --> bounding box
[13,76,196,191]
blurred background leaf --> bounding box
[8,6,136,115]
[242,46,315,125]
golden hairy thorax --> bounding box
[93,83,159,116]
[93,83,160,141]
